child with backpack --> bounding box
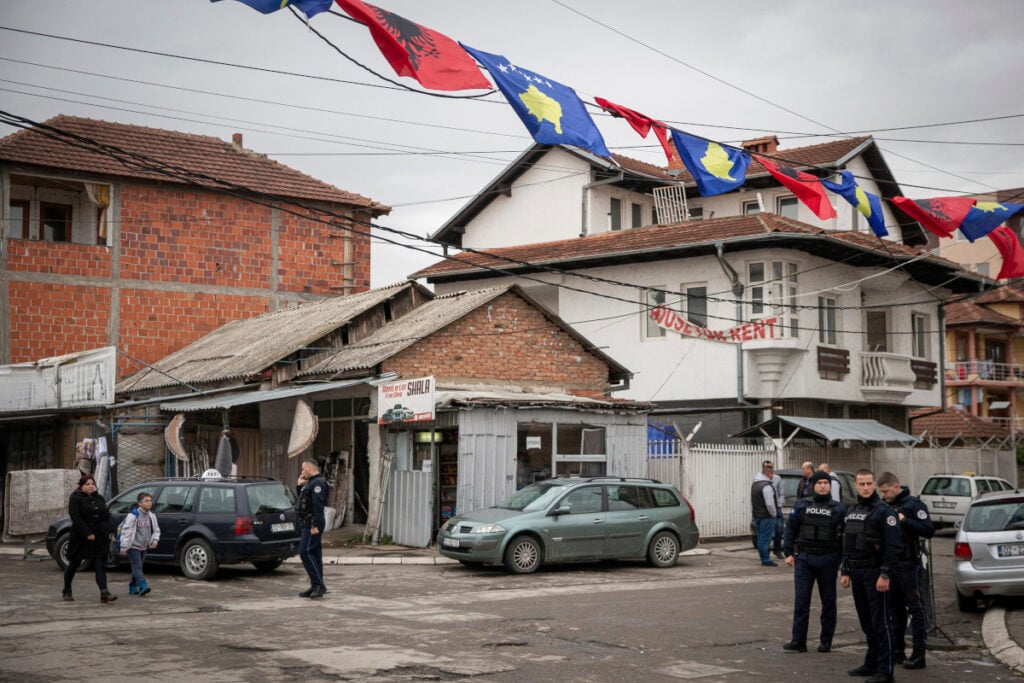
[117,492,160,596]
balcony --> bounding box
[946,360,1024,384]
[860,352,919,402]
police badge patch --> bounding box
[917,509,927,520]
[887,516,898,526]
[314,486,322,493]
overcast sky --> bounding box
[1,1,1022,287]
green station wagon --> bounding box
[437,477,699,573]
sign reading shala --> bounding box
[377,376,435,425]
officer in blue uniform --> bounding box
[296,458,328,599]
[877,471,934,670]
[782,470,846,653]
[841,468,903,683]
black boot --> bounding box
[100,590,117,603]
[62,588,73,602]
[904,648,926,669]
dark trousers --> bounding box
[849,566,894,676]
[791,552,840,646]
[773,516,784,553]
[127,548,148,589]
[63,555,107,592]
[890,563,928,653]
[299,526,324,588]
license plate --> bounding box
[442,537,460,549]
[932,501,957,509]
[271,522,295,533]
[998,543,1024,558]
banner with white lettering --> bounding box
[377,376,435,424]
[648,307,779,344]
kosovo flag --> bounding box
[211,0,333,16]
[989,225,1024,279]
[959,201,1024,243]
[757,156,837,220]
[595,97,675,164]
[892,196,976,238]
[822,171,887,237]
[337,0,490,91]
[461,45,610,157]
[670,130,750,196]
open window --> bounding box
[8,174,110,245]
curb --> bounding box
[982,606,1024,675]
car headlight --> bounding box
[473,523,506,534]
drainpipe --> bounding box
[715,242,750,408]
[938,305,947,411]
[580,171,625,237]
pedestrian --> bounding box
[782,470,846,654]
[118,491,160,596]
[296,458,328,598]
[819,463,841,502]
[796,461,815,499]
[841,469,903,683]
[877,471,934,670]
[62,474,117,603]
[752,460,782,567]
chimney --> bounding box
[666,138,684,172]
[741,135,779,155]
[232,133,243,149]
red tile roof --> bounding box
[610,153,675,180]
[909,407,1009,438]
[0,115,388,212]
[975,284,1024,305]
[945,300,1020,326]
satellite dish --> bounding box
[287,398,319,459]
[164,413,188,462]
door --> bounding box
[604,484,651,558]
[152,484,197,559]
[195,486,238,542]
[546,485,606,561]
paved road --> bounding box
[0,533,1014,682]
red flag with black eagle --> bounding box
[595,97,675,164]
[335,0,490,91]
[756,155,837,220]
[989,225,1024,279]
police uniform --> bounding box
[842,489,903,681]
[783,472,846,652]
[888,485,934,669]
[297,472,328,598]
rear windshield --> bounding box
[963,498,1024,532]
[497,482,567,512]
[247,483,297,514]
[921,477,970,497]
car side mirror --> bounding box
[549,506,570,517]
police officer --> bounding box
[877,471,934,670]
[782,470,846,653]
[296,459,328,599]
[841,468,903,683]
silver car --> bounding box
[437,477,700,573]
[954,488,1024,612]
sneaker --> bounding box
[128,585,140,595]
[782,641,807,653]
[139,582,151,596]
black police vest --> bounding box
[797,501,840,552]
[297,476,325,524]
[844,500,883,564]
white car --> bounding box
[954,489,1024,612]
[919,473,1016,529]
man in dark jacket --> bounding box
[782,470,846,653]
[877,471,935,670]
[296,459,328,599]
[841,469,903,683]
[752,461,782,567]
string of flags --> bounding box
[215,0,1024,278]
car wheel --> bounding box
[53,533,88,571]
[957,591,980,613]
[647,530,680,568]
[252,559,284,572]
[503,535,541,574]
[180,538,219,580]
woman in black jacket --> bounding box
[63,474,117,603]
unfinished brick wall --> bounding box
[383,291,612,398]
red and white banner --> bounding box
[648,307,779,344]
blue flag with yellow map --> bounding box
[959,201,1024,242]
[822,171,888,237]
[460,45,610,157]
[670,130,750,196]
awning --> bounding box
[159,379,368,413]
[731,416,919,444]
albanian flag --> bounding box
[989,225,1024,279]
[336,0,490,91]
[959,201,1024,243]
[821,171,887,237]
[670,129,750,196]
[756,156,836,220]
[212,0,334,16]
[595,97,675,164]
[891,196,976,238]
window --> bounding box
[154,485,196,514]
[688,206,703,220]
[559,486,603,514]
[9,200,29,239]
[911,313,928,358]
[608,485,644,511]
[198,487,236,514]
[516,422,608,487]
[778,196,799,219]
[631,202,642,228]
[684,284,708,327]
[865,310,888,352]
[652,205,659,225]
[40,202,72,242]
[743,200,761,215]
[610,197,622,231]
[748,261,798,338]
[818,296,837,344]
[644,288,667,339]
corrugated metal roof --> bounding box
[732,416,919,444]
[436,388,650,411]
[158,378,368,412]
[117,282,425,394]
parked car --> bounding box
[46,475,301,580]
[749,468,857,546]
[919,473,1016,529]
[954,488,1024,612]
[436,476,699,573]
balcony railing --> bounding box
[861,351,919,402]
[946,360,1024,383]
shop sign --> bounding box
[648,307,778,343]
[377,376,435,424]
